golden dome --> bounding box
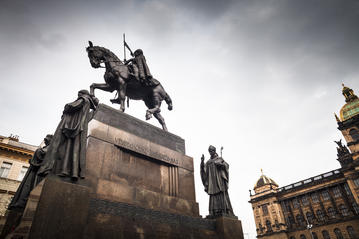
[339,84,359,121]
[254,173,278,190]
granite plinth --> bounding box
[2,104,244,239]
[83,104,198,216]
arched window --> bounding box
[334,228,344,239]
[266,220,272,232]
[312,232,318,239]
[349,128,359,141]
[300,234,306,239]
[316,209,325,221]
[338,204,349,216]
[322,230,331,239]
[347,226,357,239]
[327,207,336,219]
[306,212,314,224]
[296,214,305,225]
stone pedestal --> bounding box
[2,104,244,239]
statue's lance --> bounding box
[123,33,132,108]
[220,146,223,157]
[123,36,134,57]
[123,33,126,61]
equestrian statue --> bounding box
[87,40,173,131]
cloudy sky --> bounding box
[1,0,359,237]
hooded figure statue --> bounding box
[200,145,234,218]
[38,90,98,180]
[8,134,53,210]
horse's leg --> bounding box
[90,83,114,95]
[156,84,173,110]
[117,77,127,112]
[153,112,168,131]
[145,95,161,120]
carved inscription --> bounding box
[115,137,179,166]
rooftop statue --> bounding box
[200,145,235,218]
[87,40,173,131]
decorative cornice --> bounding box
[0,143,34,156]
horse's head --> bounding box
[86,41,104,68]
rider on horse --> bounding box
[124,49,159,87]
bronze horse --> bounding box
[86,41,172,131]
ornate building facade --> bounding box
[249,85,359,239]
[0,135,36,218]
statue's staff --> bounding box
[123,33,126,61]
[123,35,134,58]
[123,33,132,108]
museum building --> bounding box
[249,85,359,239]
[0,135,36,222]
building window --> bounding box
[338,204,349,217]
[17,166,28,181]
[352,202,359,214]
[332,187,342,198]
[327,207,336,219]
[302,195,309,206]
[316,209,325,221]
[354,178,359,187]
[312,232,318,239]
[311,193,319,203]
[266,220,272,232]
[322,190,330,201]
[258,223,264,233]
[0,162,12,178]
[344,183,352,195]
[296,214,305,226]
[306,212,314,224]
[334,228,344,239]
[284,201,291,212]
[262,204,268,215]
[322,230,331,239]
[300,235,306,239]
[293,198,300,208]
[349,128,359,141]
[347,226,357,239]
[275,219,280,229]
[286,216,295,227]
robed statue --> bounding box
[38,90,98,180]
[200,145,234,218]
[8,134,53,210]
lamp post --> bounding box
[304,214,314,239]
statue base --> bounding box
[2,104,244,239]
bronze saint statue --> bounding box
[87,41,173,131]
[200,145,235,218]
[38,90,98,180]
[8,134,53,210]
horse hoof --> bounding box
[146,113,152,120]
[168,105,173,111]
